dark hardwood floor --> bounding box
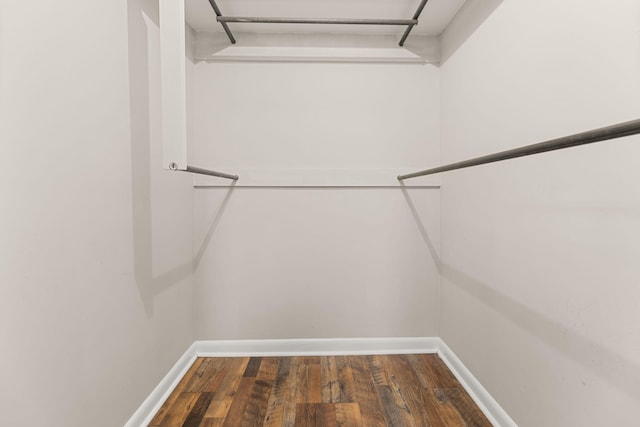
[149,354,492,426]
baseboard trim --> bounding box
[125,337,515,426]
[124,342,198,427]
[195,337,439,357]
[437,340,517,427]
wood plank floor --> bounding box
[149,354,492,427]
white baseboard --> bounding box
[124,342,198,427]
[125,337,515,427]
[437,340,517,427]
[195,337,439,357]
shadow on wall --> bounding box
[442,262,640,401]
[440,0,503,64]
[127,0,195,316]
[400,183,442,273]
[194,185,236,267]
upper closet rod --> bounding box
[208,0,428,46]
[217,17,417,26]
[398,118,640,180]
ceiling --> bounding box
[185,0,467,37]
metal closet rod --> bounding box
[181,165,239,180]
[400,0,429,46]
[208,0,236,43]
[398,118,640,180]
[208,0,429,46]
[217,16,418,26]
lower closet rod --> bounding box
[398,118,640,180]
[170,164,239,180]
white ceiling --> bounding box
[185,0,467,37]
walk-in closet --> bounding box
[2,0,639,426]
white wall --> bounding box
[192,61,442,339]
[0,1,195,426]
[440,1,640,426]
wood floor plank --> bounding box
[405,354,477,426]
[386,355,434,426]
[295,403,338,427]
[257,358,281,380]
[434,388,493,427]
[243,357,263,377]
[428,388,467,426]
[240,358,280,426]
[240,378,273,426]
[366,356,416,426]
[322,356,356,404]
[296,363,322,404]
[181,392,213,427]
[366,355,389,387]
[280,362,302,427]
[148,358,204,426]
[377,384,415,427]
[414,387,450,427]
[406,353,439,389]
[334,403,363,427]
[321,356,340,403]
[334,356,356,403]
[263,357,293,426]
[183,358,215,392]
[204,357,249,420]
[296,362,310,404]
[299,356,322,365]
[203,399,232,423]
[221,377,254,427]
[349,356,388,427]
[308,363,322,403]
[417,354,460,389]
[155,392,200,427]
[204,359,239,393]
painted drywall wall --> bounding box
[192,62,442,339]
[439,1,640,426]
[0,1,195,426]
